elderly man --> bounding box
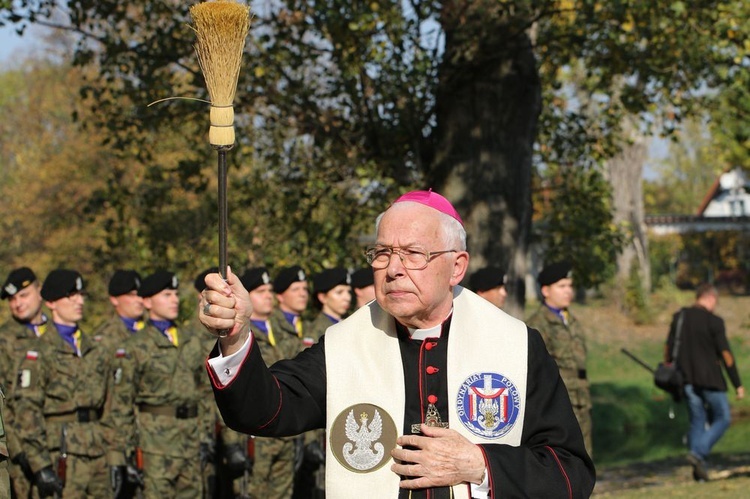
[200,191,595,498]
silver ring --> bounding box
[203,302,211,317]
[217,330,229,338]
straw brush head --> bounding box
[190,0,251,147]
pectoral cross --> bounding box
[411,403,449,433]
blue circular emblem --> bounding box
[456,372,521,439]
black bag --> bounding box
[654,362,683,401]
[654,310,685,402]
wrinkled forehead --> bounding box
[376,202,444,246]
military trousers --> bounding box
[0,456,9,499]
[142,451,202,499]
[29,453,109,499]
[248,437,295,499]
[8,459,31,499]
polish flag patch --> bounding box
[25,350,38,360]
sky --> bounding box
[0,23,45,66]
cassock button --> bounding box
[426,366,438,375]
[425,341,437,350]
[428,395,437,404]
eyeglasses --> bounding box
[364,246,457,270]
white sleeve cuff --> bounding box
[207,333,253,386]
[470,468,490,498]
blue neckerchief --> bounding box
[251,319,269,333]
[23,313,48,335]
[120,316,142,333]
[56,323,79,353]
[323,313,340,324]
[150,319,173,335]
[282,311,299,327]
[544,303,567,323]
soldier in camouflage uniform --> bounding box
[108,271,209,499]
[526,261,592,457]
[92,270,145,353]
[237,267,299,499]
[307,268,351,341]
[349,268,375,311]
[468,266,508,310]
[92,270,146,498]
[270,266,310,349]
[0,267,49,497]
[12,269,114,498]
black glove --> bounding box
[111,466,125,498]
[34,466,63,498]
[223,443,248,476]
[199,441,216,469]
[125,463,144,487]
[303,441,325,468]
[11,452,32,478]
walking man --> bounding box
[666,283,744,481]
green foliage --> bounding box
[649,231,749,292]
[535,165,628,290]
[624,260,650,324]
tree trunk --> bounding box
[606,139,651,295]
[426,4,541,318]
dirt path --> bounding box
[594,452,750,496]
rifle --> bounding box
[620,348,655,374]
[239,436,255,499]
[57,423,68,487]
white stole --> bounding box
[325,286,529,499]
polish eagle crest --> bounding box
[342,408,385,470]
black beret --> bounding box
[139,270,179,298]
[350,267,374,289]
[241,267,272,292]
[538,261,573,287]
[469,267,506,292]
[41,269,85,302]
[108,269,142,296]
[193,267,218,293]
[273,265,306,294]
[312,267,351,294]
[1,267,37,299]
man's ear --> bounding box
[450,252,470,286]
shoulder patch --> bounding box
[17,369,31,388]
[115,348,127,358]
[25,350,38,360]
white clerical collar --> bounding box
[407,307,453,341]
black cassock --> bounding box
[209,316,595,498]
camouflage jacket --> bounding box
[0,319,43,389]
[269,309,304,357]
[305,313,335,346]
[11,323,114,473]
[526,305,590,406]
[108,323,209,464]
[91,314,140,354]
[0,319,44,460]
